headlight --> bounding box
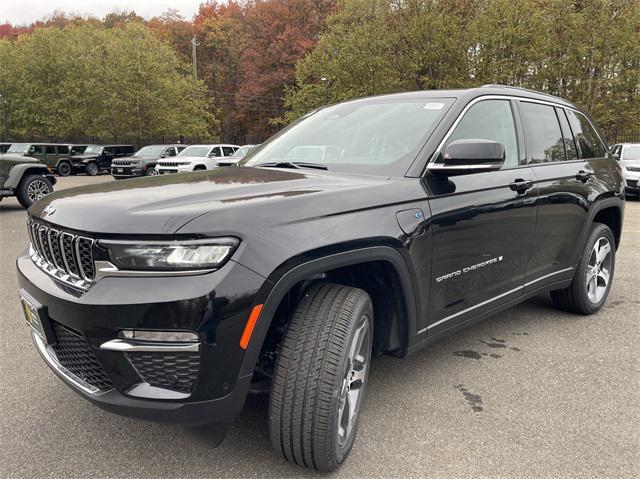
[100,238,238,271]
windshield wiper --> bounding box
[257,161,328,170]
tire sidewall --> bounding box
[574,224,615,313]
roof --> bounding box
[340,84,577,109]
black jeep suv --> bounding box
[71,144,135,176]
[17,86,624,471]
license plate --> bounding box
[19,291,51,345]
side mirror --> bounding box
[429,139,505,176]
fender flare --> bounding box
[572,196,624,265]
[237,245,419,377]
[4,164,50,189]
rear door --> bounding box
[518,101,607,290]
[100,147,115,168]
[425,98,538,334]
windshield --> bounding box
[7,143,29,154]
[178,146,211,158]
[623,146,640,161]
[243,98,454,175]
[232,146,252,158]
[135,145,166,157]
[84,145,103,154]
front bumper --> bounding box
[111,166,144,178]
[17,249,267,427]
[157,165,195,174]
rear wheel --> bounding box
[551,223,615,314]
[145,166,157,176]
[16,175,53,208]
[269,283,373,471]
[56,161,72,177]
[85,162,98,176]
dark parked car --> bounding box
[16,86,623,471]
[5,143,72,174]
[111,144,187,179]
[71,144,135,176]
[55,144,90,176]
[0,154,56,207]
[0,143,11,154]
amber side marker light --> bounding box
[240,304,264,350]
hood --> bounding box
[29,167,392,235]
[1,154,39,164]
[72,153,100,160]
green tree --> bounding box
[1,22,216,142]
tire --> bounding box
[56,161,72,177]
[85,162,98,176]
[16,175,53,208]
[551,223,615,315]
[144,166,156,176]
[269,283,373,471]
[194,165,206,171]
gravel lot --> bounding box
[1,176,639,478]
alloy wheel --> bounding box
[27,179,50,202]
[586,237,612,304]
[337,314,370,447]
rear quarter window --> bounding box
[566,110,607,159]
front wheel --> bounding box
[145,166,158,176]
[269,283,373,471]
[85,162,99,176]
[56,161,72,177]
[551,223,615,314]
[16,175,53,208]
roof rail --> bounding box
[480,84,568,102]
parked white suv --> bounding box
[611,143,640,199]
[155,144,240,174]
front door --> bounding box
[425,98,538,335]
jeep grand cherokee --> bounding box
[16,85,624,471]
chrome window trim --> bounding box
[425,94,608,174]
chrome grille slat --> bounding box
[27,219,95,290]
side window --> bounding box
[222,146,235,157]
[208,147,222,158]
[104,147,115,155]
[31,145,45,155]
[45,145,56,154]
[566,110,606,159]
[445,99,519,168]
[519,102,565,163]
[177,146,186,153]
[57,145,70,155]
[165,147,176,157]
[556,109,578,161]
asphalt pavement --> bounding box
[1,176,638,478]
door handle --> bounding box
[576,170,593,182]
[509,179,534,194]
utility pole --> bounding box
[191,35,200,80]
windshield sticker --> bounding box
[424,102,445,110]
[436,256,503,283]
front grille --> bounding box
[28,219,95,289]
[158,162,186,168]
[51,321,113,391]
[126,352,200,394]
[627,179,638,187]
[111,160,137,167]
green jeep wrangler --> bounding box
[5,143,72,175]
[0,154,56,207]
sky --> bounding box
[0,1,205,25]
